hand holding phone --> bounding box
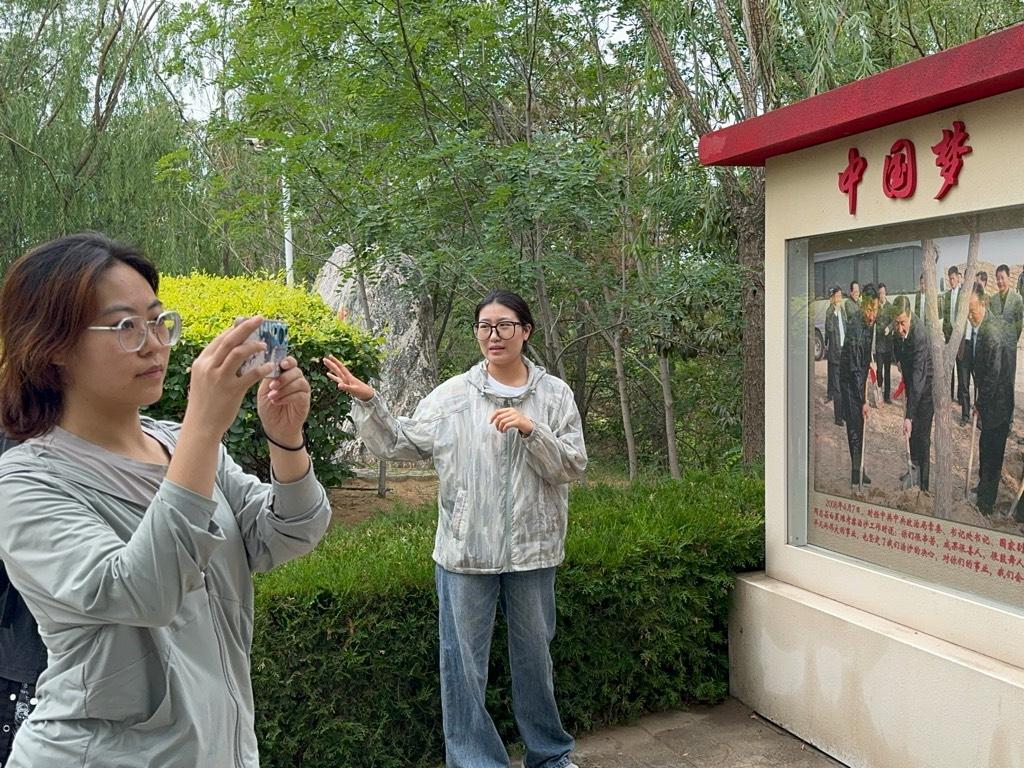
[235,317,289,378]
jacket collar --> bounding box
[0,417,177,505]
[466,356,547,403]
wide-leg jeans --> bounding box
[435,564,574,768]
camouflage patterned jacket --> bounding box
[351,358,587,574]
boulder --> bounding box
[314,245,438,469]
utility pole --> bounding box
[244,137,294,287]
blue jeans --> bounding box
[435,565,574,768]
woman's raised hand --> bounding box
[257,356,311,447]
[323,355,375,401]
[182,316,276,439]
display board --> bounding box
[792,205,1024,608]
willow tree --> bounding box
[634,0,1022,466]
[0,0,226,272]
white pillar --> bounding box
[281,154,294,287]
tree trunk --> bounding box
[658,348,682,479]
[637,0,766,466]
[612,330,639,481]
[533,263,568,380]
[924,233,980,519]
[377,458,388,499]
[921,241,950,517]
[737,200,766,465]
[572,312,590,430]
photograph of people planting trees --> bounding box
[0,1,1021,767]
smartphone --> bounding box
[235,318,289,378]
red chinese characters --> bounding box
[837,121,973,212]
[838,148,868,215]
[931,120,972,200]
[882,139,917,199]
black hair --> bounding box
[972,283,988,302]
[0,232,158,439]
[849,280,860,291]
[948,265,960,276]
[997,264,1010,277]
[893,295,912,317]
[861,283,878,301]
[475,290,535,327]
[474,289,534,353]
[877,282,887,291]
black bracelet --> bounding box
[263,427,306,452]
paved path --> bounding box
[567,698,847,768]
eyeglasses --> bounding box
[87,311,183,353]
[472,321,527,340]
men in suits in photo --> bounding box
[840,285,880,486]
[914,272,931,320]
[990,264,1023,421]
[844,280,861,320]
[942,265,970,422]
[990,264,1023,345]
[825,286,846,426]
[875,283,895,403]
[968,286,1014,516]
[893,295,934,492]
[960,271,989,422]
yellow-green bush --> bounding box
[160,273,356,343]
[251,473,766,766]
[146,273,380,485]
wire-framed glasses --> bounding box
[87,311,183,353]
[472,321,526,340]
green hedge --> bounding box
[145,273,381,486]
[251,471,765,767]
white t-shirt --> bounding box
[487,379,529,398]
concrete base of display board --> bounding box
[729,572,1024,768]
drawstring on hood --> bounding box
[467,357,547,405]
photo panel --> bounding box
[794,206,1024,608]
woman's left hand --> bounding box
[257,356,310,447]
[490,407,534,436]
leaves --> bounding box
[145,273,382,486]
[251,472,765,766]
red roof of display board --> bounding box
[698,24,1024,167]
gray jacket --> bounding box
[351,359,587,574]
[0,419,331,767]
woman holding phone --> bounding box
[324,289,586,768]
[0,233,331,767]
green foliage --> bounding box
[586,353,743,474]
[145,273,381,485]
[0,1,234,274]
[251,472,765,767]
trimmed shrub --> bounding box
[146,273,381,486]
[251,471,765,767]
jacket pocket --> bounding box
[83,651,169,727]
[449,490,468,541]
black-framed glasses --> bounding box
[87,311,183,353]
[472,321,526,340]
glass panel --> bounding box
[790,204,1024,610]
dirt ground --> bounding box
[327,473,438,527]
[813,356,1024,536]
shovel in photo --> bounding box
[859,374,872,495]
[964,410,977,496]
[1009,464,1024,521]
[900,433,918,490]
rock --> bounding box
[314,245,439,470]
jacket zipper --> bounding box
[503,397,514,568]
[208,578,245,767]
